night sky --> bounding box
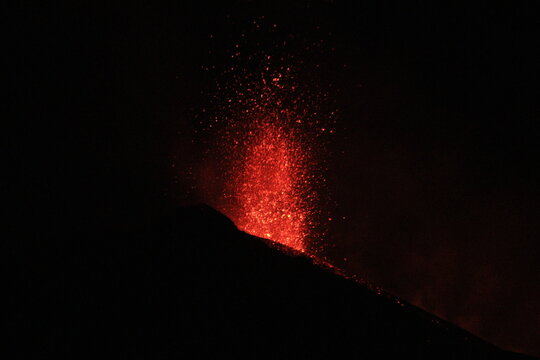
[9,1,540,356]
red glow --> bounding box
[226,115,316,251]
[200,23,334,252]
[212,73,324,251]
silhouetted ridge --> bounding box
[9,204,536,359]
[165,204,533,359]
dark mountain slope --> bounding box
[8,204,535,359]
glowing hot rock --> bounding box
[205,46,329,253]
[228,118,316,252]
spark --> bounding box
[200,22,335,252]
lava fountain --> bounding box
[224,113,317,252]
[209,74,326,252]
[200,22,334,252]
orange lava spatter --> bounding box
[200,20,335,252]
[227,117,316,251]
[215,80,323,252]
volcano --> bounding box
[164,205,534,359]
[9,204,535,359]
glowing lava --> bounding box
[212,76,324,252]
[200,21,334,252]
[226,116,316,251]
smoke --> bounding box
[325,122,540,355]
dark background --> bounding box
[8,1,539,356]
